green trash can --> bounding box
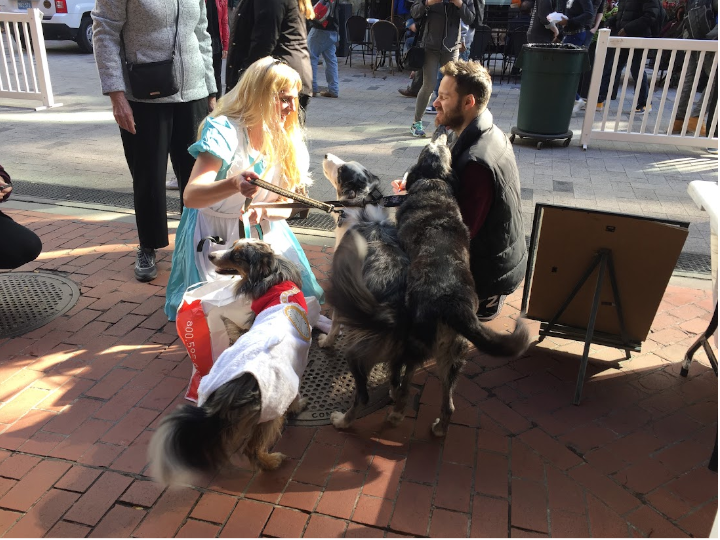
[510,43,590,149]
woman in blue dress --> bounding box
[165,57,324,321]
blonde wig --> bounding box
[299,0,315,19]
[200,57,307,193]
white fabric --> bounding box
[197,301,313,422]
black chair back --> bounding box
[346,15,368,43]
[469,24,492,62]
[371,20,397,53]
[507,26,528,57]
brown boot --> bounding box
[686,116,707,136]
[672,118,684,134]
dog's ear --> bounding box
[245,242,277,283]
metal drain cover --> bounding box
[0,272,80,339]
[287,212,337,232]
[289,331,391,426]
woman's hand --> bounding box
[244,207,268,225]
[208,96,217,112]
[109,91,136,134]
[391,178,407,194]
[230,170,261,198]
[0,181,12,202]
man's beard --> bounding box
[436,102,464,131]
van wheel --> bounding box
[76,16,93,54]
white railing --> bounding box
[581,29,717,150]
[0,8,61,109]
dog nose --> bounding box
[324,154,329,159]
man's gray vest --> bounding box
[451,109,527,300]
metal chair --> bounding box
[469,24,493,67]
[388,14,407,70]
[501,26,528,83]
[346,15,372,66]
[371,20,399,76]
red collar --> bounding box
[250,281,307,315]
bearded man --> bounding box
[431,60,526,320]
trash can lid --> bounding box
[523,43,584,51]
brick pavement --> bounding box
[0,205,717,538]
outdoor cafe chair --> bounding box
[346,15,373,66]
[500,25,528,83]
[371,20,399,76]
[469,24,493,67]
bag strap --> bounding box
[171,0,180,59]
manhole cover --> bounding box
[290,331,391,426]
[0,272,80,339]
[287,212,337,232]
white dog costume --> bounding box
[197,282,312,423]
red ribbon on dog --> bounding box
[176,299,214,402]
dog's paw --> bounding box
[317,334,333,349]
[288,397,308,415]
[430,418,447,438]
[330,411,350,429]
[258,452,286,471]
[387,410,404,426]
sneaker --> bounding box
[426,105,437,114]
[398,87,417,98]
[319,90,338,98]
[166,176,179,190]
[572,98,586,113]
[630,104,652,114]
[477,295,506,322]
[135,246,157,282]
[410,121,426,137]
[707,147,718,154]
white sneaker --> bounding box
[166,176,179,190]
[426,105,437,114]
[573,98,586,114]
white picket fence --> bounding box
[581,29,718,150]
[0,8,61,109]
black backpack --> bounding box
[685,0,716,38]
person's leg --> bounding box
[628,48,649,107]
[562,32,586,99]
[308,28,321,94]
[0,210,42,269]
[578,40,597,99]
[690,50,716,119]
[409,69,423,93]
[598,47,628,104]
[322,30,340,97]
[120,101,173,250]
[169,97,210,210]
[414,50,441,123]
[212,52,223,97]
[298,93,310,126]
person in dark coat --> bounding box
[0,164,42,270]
[527,0,558,42]
[225,0,315,122]
[394,60,526,320]
[595,0,661,111]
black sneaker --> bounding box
[477,294,506,322]
[135,246,157,282]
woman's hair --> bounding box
[299,0,315,20]
[200,57,307,193]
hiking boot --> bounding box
[320,91,338,98]
[398,87,417,98]
[135,246,157,282]
[410,121,426,137]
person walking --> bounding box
[408,0,476,137]
[225,0,315,121]
[308,0,340,98]
[93,0,217,283]
[164,57,324,320]
[207,0,229,97]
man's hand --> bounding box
[0,181,12,202]
[109,91,136,134]
[209,96,217,112]
[244,207,267,225]
[222,50,228,59]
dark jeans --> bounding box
[578,39,597,99]
[598,46,649,106]
[120,98,209,250]
[0,210,42,269]
[212,52,223,97]
[299,93,310,127]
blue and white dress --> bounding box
[164,115,324,321]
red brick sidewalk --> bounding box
[0,208,717,538]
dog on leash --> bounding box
[149,239,310,486]
[396,134,530,436]
[319,154,414,428]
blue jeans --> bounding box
[308,28,339,96]
[563,31,587,100]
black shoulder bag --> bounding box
[404,15,427,70]
[125,0,180,99]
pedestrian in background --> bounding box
[308,0,341,98]
[93,0,217,283]
[0,164,42,270]
[207,0,229,97]
[408,0,476,137]
[225,0,315,122]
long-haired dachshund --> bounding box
[149,239,310,486]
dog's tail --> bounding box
[327,230,398,331]
[148,374,261,486]
[450,312,530,359]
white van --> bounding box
[0,0,95,53]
